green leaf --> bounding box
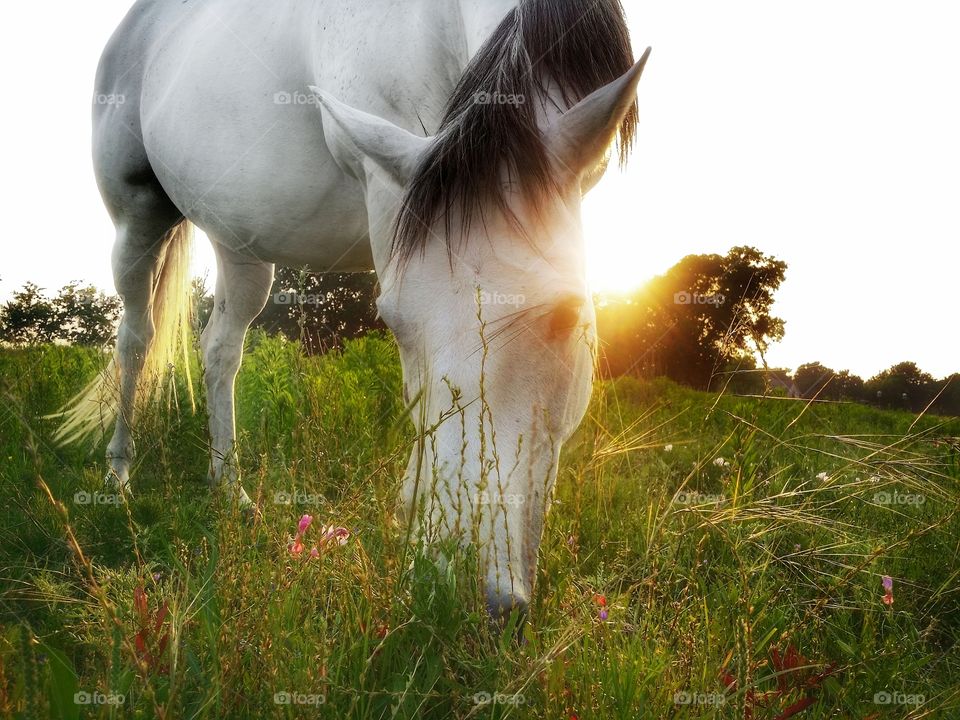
[37,641,79,720]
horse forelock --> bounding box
[392,0,637,266]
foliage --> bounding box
[1,339,959,718]
[252,267,385,353]
[596,246,787,389]
[787,360,959,416]
[0,282,121,347]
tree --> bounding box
[793,362,835,398]
[932,374,960,416]
[252,267,384,353]
[865,362,936,412]
[0,282,120,347]
[0,283,58,345]
[192,277,214,332]
[54,282,122,346]
[597,246,787,389]
[833,370,866,402]
[791,363,866,402]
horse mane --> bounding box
[392,0,637,264]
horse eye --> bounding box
[548,294,585,338]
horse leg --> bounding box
[105,215,182,492]
[200,242,274,505]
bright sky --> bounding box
[1,1,957,378]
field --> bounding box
[1,333,958,719]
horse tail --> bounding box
[52,220,197,444]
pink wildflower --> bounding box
[882,575,894,606]
[321,526,350,546]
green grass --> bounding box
[1,333,958,719]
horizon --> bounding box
[1,0,957,379]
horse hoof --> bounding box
[241,502,262,526]
[103,469,132,498]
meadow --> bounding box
[0,333,958,719]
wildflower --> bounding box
[290,518,350,558]
[298,514,313,535]
[882,575,894,606]
[816,472,829,481]
[713,457,730,468]
[592,593,608,620]
[321,525,350,546]
[288,514,313,556]
[664,444,674,452]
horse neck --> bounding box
[300,1,516,138]
[457,0,521,58]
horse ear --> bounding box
[545,48,651,185]
[310,86,431,185]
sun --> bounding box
[582,200,660,297]
[586,241,651,296]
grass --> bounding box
[0,332,958,719]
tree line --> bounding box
[2,248,956,416]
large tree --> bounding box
[865,362,936,412]
[252,267,384,353]
[597,246,787,389]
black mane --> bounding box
[392,0,638,263]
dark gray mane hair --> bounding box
[392,0,638,263]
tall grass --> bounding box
[0,334,958,718]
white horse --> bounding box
[61,0,649,617]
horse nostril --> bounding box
[549,294,585,337]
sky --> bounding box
[1,1,957,378]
